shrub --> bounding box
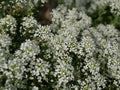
[0,0,120,90]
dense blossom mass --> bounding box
[0,0,120,90]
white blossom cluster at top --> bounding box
[0,0,120,90]
[65,0,120,15]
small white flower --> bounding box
[32,86,39,90]
[20,39,40,56]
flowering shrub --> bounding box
[0,0,120,90]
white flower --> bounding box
[41,0,47,4]
[0,1,120,89]
[0,15,16,34]
[0,33,11,48]
[20,39,40,56]
[32,86,39,90]
[21,16,38,35]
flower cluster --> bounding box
[85,0,120,15]
[0,15,16,34]
[66,0,120,15]
[21,16,38,35]
[0,0,120,90]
